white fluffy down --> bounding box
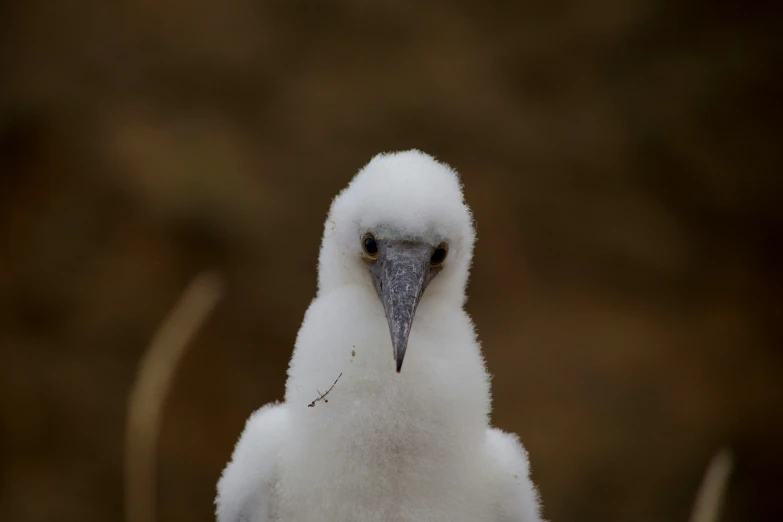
[216,150,544,522]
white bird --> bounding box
[216,150,544,522]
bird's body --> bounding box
[216,151,543,522]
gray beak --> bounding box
[369,240,436,373]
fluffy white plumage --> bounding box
[216,150,544,522]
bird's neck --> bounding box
[277,286,491,521]
[284,284,491,450]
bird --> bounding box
[215,150,544,522]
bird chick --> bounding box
[216,150,544,522]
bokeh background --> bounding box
[1,1,781,521]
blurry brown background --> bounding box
[1,1,781,521]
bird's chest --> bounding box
[273,454,491,522]
[272,398,491,521]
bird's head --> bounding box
[317,150,475,372]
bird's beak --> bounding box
[370,240,435,373]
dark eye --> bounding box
[362,233,379,259]
[430,243,448,267]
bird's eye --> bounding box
[430,243,448,267]
[362,233,379,259]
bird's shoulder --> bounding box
[484,427,544,522]
[216,402,289,522]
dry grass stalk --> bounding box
[689,447,734,522]
[124,272,223,522]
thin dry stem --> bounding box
[308,372,343,407]
[124,272,223,522]
[689,447,734,522]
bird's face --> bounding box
[319,150,475,373]
[360,229,449,372]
